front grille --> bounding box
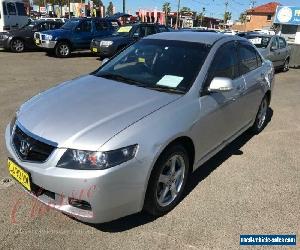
[41,34,45,40]
[12,126,55,162]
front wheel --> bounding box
[282,59,289,72]
[10,39,25,53]
[250,96,269,134]
[55,42,71,58]
[144,144,189,216]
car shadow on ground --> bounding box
[79,108,273,233]
[45,50,98,58]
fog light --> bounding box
[68,198,91,211]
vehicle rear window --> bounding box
[247,36,271,49]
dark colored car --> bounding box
[90,23,170,58]
[35,18,120,57]
[0,20,63,52]
[237,31,260,37]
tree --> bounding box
[106,1,114,16]
[93,0,104,7]
[224,11,232,23]
[180,6,191,13]
[162,2,171,24]
[239,11,247,23]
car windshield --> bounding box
[113,25,132,36]
[21,21,38,29]
[93,39,210,94]
[61,20,80,30]
[247,35,271,48]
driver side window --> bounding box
[271,37,279,50]
[203,42,238,92]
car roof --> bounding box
[145,31,231,45]
[246,33,273,38]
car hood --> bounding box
[17,75,180,151]
[101,35,131,43]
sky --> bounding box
[103,0,300,20]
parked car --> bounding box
[34,18,120,57]
[0,20,63,52]
[5,32,274,223]
[245,34,291,71]
[0,0,28,32]
[237,31,260,37]
[90,23,170,58]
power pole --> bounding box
[175,0,181,29]
[123,0,125,13]
[224,0,228,26]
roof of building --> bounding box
[247,2,280,14]
[145,32,240,45]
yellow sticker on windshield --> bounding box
[138,57,145,63]
[118,26,132,33]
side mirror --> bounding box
[101,58,109,65]
[133,32,140,38]
[208,77,233,93]
[270,45,277,51]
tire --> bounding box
[144,144,189,216]
[10,38,25,53]
[55,42,71,58]
[282,58,289,72]
[250,95,269,134]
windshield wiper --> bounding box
[97,73,143,86]
[146,86,185,94]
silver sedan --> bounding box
[5,32,274,223]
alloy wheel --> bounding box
[59,44,70,56]
[257,98,268,129]
[12,39,24,52]
[156,154,185,207]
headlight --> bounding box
[45,34,53,40]
[9,110,19,134]
[57,144,138,170]
[0,34,9,40]
[100,41,113,47]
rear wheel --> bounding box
[10,39,24,53]
[55,42,71,58]
[144,144,189,216]
[250,96,269,134]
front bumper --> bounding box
[36,40,57,49]
[5,123,147,223]
[90,43,116,57]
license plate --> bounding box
[92,48,98,53]
[8,159,31,191]
[35,39,40,45]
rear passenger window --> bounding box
[77,21,92,32]
[238,44,259,75]
[278,37,286,49]
[145,26,156,36]
[7,2,16,15]
[16,2,26,16]
[209,42,239,80]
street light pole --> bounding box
[175,0,181,29]
[123,0,125,13]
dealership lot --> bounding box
[0,51,299,249]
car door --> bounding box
[277,36,288,66]
[195,41,246,159]
[72,20,93,49]
[237,42,265,123]
[268,36,281,67]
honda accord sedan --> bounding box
[5,32,274,223]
